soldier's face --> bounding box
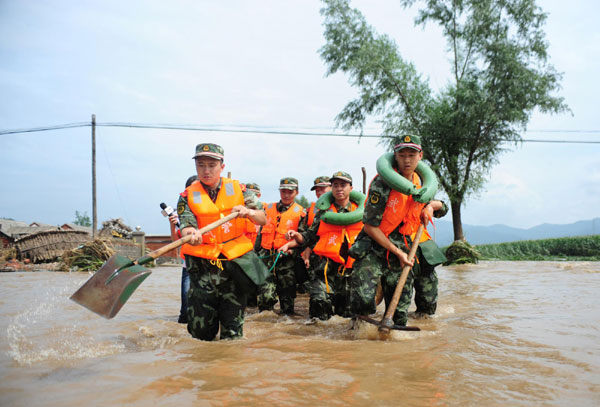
[394,148,422,178]
[314,186,331,199]
[331,180,351,203]
[195,157,224,188]
[279,188,298,205]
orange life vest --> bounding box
[244,219,261,245]
[307,202,317,227]
[180,178,253,260]
[377,173,432,243]
[313,202,363,268]
[261,202,304,250]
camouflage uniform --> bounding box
[350,174,448,326]
[178,143,265,341]
[300,201,356,320]
[255,200,303,314]
[183,253,246,340]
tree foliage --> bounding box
[295,195,311,208]
[320,0,568,241]
[74,210,92,227]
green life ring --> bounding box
[376,152,438,203]
[315,190,366,225]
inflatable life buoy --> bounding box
[315,190,366,225]
[376,152,438,203]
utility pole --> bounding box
[361,167,366,194]
[92,114,97,239]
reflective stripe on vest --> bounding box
[261,202,304,250]
[378,172,431,242]
[180,178,253,260]
[313,202,363,268]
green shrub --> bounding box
[475,235,600,260]
[443,240,481,265]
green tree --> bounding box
[320,0,568,241]
[295,195,311,208]
[74,210,92,227]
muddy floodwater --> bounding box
[1,261,599,406]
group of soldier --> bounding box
[174,137,448,341]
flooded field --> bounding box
[1,261,599,406]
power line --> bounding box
[96,122,381,138]
[2,121,600,143]
[0,122,90,135]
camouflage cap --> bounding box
[393,134,422,152]
[192,143,224,160]
[245,182,261,193]
[310,176,331,191]
[279,177,299,190]
[330,171,352,184]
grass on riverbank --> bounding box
[474,234,600,261]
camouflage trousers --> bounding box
[185,255,247,341]
[256,250,297,314]
[309,259,353,320]
[351,247,438,326]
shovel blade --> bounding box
[357,315,421,332]
[70,254,152,319]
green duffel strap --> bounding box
[418,239,447,267]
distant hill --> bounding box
[431,218,600,247]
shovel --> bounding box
[358,223,425,333]
[70,212,239,319]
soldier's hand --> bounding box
[395,249,414,268]
[186,228,203,245]
[278,243,293,255]
[233,205,251,218]
[421,204,434,225]
[285,230,298,241]
[301,249,311,268]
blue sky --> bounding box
[1,0,599,235]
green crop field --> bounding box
[475,235,600,261]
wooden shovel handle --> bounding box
[379,223,425,332]
[142,212,240,262]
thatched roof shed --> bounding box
[15,230,89,263]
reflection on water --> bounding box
[1,262,599,406]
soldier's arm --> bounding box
[421,199,447,225]
[433,200,448,218]
[362,176,388,227]
[238,189,267,225]
[300,211,322,249]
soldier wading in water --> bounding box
[177,143,267,341]
[255,177,306,315]
[281,171,363,321]
[350,135,448,327]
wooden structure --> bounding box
[15,230,90,263]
